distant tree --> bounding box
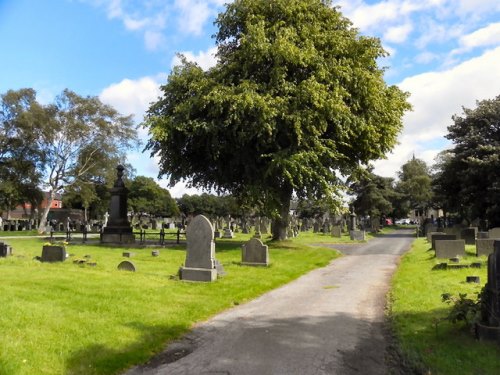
[144,0,410,240]
[349,168,396,220]
[0,89,46,217]
[36,89,138,232]
[396,157,433,219]
[128,176,179,218]
[434,95,500,226]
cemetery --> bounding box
[2,0,500,374]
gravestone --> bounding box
[460,228,477,245]
[476,239,496,257]
[489,227,500,239]
[477,231,489,239]
[117,260,136,272]
[41,245,66,262]
[313,222,320,233]
[179,215,217,282]
[431,234,456,250]
[435,240,465,258]
[242,238,269,266]
[331,225,342,238]
[350,230,365,241]
[443,227,462,238]
[425,223,438,235]
[101,165,135,244]
[260,219,268,234]
[427,231,444,243]
[222,228,234,239]
[482,241,500,327]
[0,242,12,257]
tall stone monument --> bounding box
[101,165,135,244]
[179,215,218,282]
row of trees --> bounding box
[350,94,500,228]
[0,88,139,232]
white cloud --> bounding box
[99,75,164,124]
[174,0,211,35]
[415,51,439,64]
[374,46,500,178]
[171,46,219,71]
[456,22,500,52]
[383,22,413,43]
[144,30,165,51]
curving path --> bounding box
[125,229,415,375]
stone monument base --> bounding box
[101,233,136,244]
[179,267,217,282]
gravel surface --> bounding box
[124,230,416,375]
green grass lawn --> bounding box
[0,232,340,375]
[390,237,500,374]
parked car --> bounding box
[395,218,411,225]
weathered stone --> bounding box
[466,276,480,283]
[443,227,462,238]
[460,228,477,245]
[123,252,135,258]
[222,228,234,239]
[489,227,500,239]
[350,230,365,241]
[101,165,135,244]
[331,226,342,238]
[435,239,465,258]
[242,238,269,266]
[179,215,217,282]
[117,260,136,271]
[0,242,12,257]
[427,231,444,243]
[41,245,66,262]
[152,250,160,257]
[431,234,456,250]
[477,239,496,257]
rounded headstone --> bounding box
[117,260,136,272]
[152,250,160,257]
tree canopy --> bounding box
[433,95,500,226]
[144,0,410,239]
[128,176,179,217]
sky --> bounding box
[1,0,500,197]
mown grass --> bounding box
[0,232,340,375]
[390,237,500,374]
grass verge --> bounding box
[0,233,339,375]
[390,237,500,374]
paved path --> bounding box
[125,230,415,375]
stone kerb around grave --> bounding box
[179,215,218,282]
[435,239,465,258]
[242,238,269,266]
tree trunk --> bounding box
[271,185,293,241]
[37,190,54,234]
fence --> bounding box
[49,228,186,245]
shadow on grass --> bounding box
[390,306,500,375]
[65,322,190,375]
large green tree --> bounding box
[349,167,396,220]
[434,95,500,226]
[36,89,138,232]
[396,157,433,219]
[144,0,410,240]
[0,89,47,218]
[128,176,179,218]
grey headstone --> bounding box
[435,240,465,258]
[477,231,489,239]
[222,228,234,239]
[179,215,217,282]
[476,239,496,257]
[123,252,135,257]
[242,238,269,266]
[331,225,342,238]
[41,245,66,262]
[431,234,456,250]
[0,242,12,257]
[460,228,477,245]
[152,250,160,257]
[350,230,365,241]
[489,227,500,239]
[427,231,445,243]
[443,227,462,239]
[117,260,136,272]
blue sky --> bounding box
[1,0,500,196]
